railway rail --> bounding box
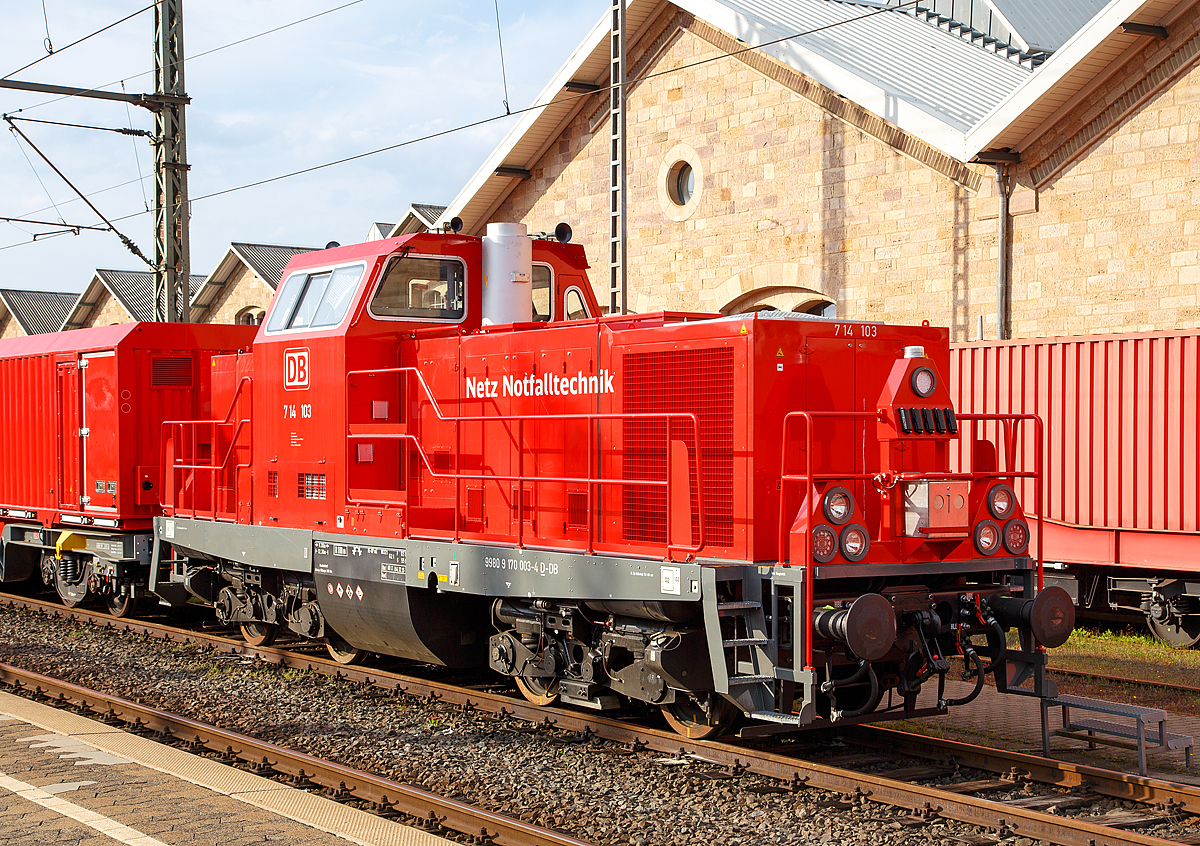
[0,661,594,846]
[3,592,1197,846]
[1047,666,1200,699]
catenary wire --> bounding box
[1,0,921,250]
[494,0,511,115]
[8,0,367,115]
[2,4,154,81]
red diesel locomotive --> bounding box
[0,223,1074,737]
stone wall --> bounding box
[492,5,1200,340]
[204,263,273,324]
[88,289,131,327]
[0,314,19,340]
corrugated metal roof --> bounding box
[0,289,78,335]
[990,0,1109,53]
[726,0,1030,133]
[230,243,316,290]
[95,270,206,322]
[411,204,447,226]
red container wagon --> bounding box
[0,322,257,612]
[950,331,1200,647]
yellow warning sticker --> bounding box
[776,347,784,357]
[740,324,748,334]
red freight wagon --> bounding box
[0,322,257,611]
[950,330,1200,647]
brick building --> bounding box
[439,0,1198,341]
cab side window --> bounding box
[371,255,465,321]
[532,264,552,322]
[564,287,591,321]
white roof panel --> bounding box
[990,0,1111,52]
[708,0,1031,134]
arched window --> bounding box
[236,307,265,325]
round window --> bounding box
[674,163,694,205]
[667,161,695,206]
[658,145,703,221]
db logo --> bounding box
[284,348,310,390]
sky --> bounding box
[0,1,602,293]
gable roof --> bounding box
[62,270,206,329]
[388,204,448,237]
[442,0,1181,233]
[0,289,78,335]
[365,222,395,241]
[190,242,318,322]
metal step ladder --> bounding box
[703,568,776,713]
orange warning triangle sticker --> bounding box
[776,347,784,357]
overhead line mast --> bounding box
[0,1,190,322]
[153,0,189,322]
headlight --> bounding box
[974,520,1001,555]
[823,486,854,525]
[840,524,870,562]
[987,484,1017,520]
[1003,519,1029,555]
[812,524,837,563]
[910,366,936,398]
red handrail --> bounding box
[344,366,706,560]
[160,376,253,521]
[776,409,1044,671]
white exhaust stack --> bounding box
[482,222,532,325]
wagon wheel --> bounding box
[661,696,738,740]
[515,675,560,706]
[54,560,92,609]
[105,593,138,618]
[1147,615,1200,649]
[326,631,367,665]
[239,622,278,647]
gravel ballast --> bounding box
[1,604,1196,846]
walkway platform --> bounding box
[0,691,451,846]
[910,678,1199,782]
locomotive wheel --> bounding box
[1148,615,1200,649]
[515,675,560,706]
[239,622,278,647]
[105,593,138,618]
[661,697,738,740]
[326,632,367,665]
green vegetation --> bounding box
[1047,624,1200,714]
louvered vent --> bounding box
[150,355,194,389]
[622,346,734,548]
[267,471,279,497]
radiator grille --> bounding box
[150,355,194,389]
[622,346,734,547]
[298,473,326,500]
